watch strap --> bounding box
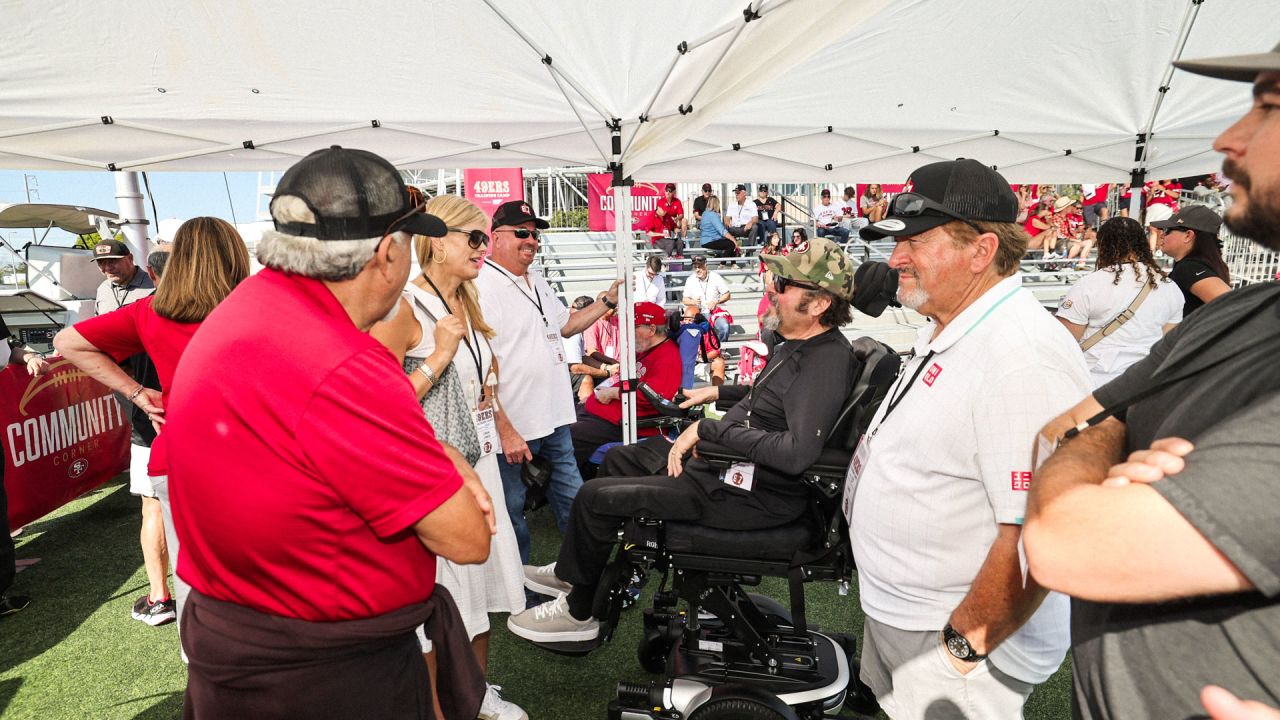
[943,623,987,662]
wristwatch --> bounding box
[942,623,986,662]
[601,297,617,310]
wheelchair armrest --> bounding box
[695,441,852,482]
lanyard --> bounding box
[484,259,545,317]
[421,274,485,383]
[873,284,1022,433]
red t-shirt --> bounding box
[1024,212,1050,236]
[1083,184,1110,206]
[583,338,681,437]
[1064,212,1085,236]
[650,197,684,235]
[73,296,201,476]
[165,268,463,621]
[1145,181,1182,207]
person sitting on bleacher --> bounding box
[568,302,682,474]
[681,256,733,342]
[507,238,860,645]
[814,188,850,244]
[633,255,666,305]
[674,304,725,389]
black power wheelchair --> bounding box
[537,335,902,720]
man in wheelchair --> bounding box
[507,237,866,646]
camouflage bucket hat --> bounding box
[760,236,855,300]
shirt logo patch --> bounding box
[1011,471,1032,491]
[922,363,942,386]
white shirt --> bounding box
[813,200,842,227]
[475,260,575,440]
[1056,264,1183,387]
[724,199,756,228]
[849,274,1090,685]
[633,269,666,305]
[681,271,730,314]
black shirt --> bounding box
[689,328,860,528]
[1076,282,1280,720]
[754,197,778,221]
[1167,257,1218,317]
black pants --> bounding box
[654,235,685,257]
[600,436,672,477]
[569,408,625,471]
[1,464,14,595]
[701,238,740,259]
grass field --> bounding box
[0,479,1073,719]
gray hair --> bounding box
[257,195,405,281]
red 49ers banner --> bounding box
[3,359,129,528]
[463,168,525,219]
[587,174,668,232]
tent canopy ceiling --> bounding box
[0,0,1272,182]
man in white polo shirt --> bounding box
[723,185,758,245]
[849,160,1090,718]
[476,200,622,565]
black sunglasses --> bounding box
[448,227,490,249]
[772,275,819,294]
[495,228,542,241]
[888,192,982,233]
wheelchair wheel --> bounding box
[688,698,788,720]
[637,625,672,674]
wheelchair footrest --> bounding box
[528,636,604,657]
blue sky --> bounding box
[0,170,262,247]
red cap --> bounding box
[634,301,666,325]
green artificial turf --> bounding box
[0,480,1073,719]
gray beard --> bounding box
[897,285,929,311]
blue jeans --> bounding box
[754,218,778,247]
[497,423,584,564]
[817,225,850,244]
[712,316,731,342]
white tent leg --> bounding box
[114,172,150,259]
[613,183,637,445]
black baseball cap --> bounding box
[820,188,831,196]
[1174,41,1280,83]
[491,200,550,230]
[1149,205,1223,234]
[664,183,677,192]
[701,183,712,192]
[861,159,1019,240]
[734,184,747,192]
[91,238,132,261]
[270,146,446,240]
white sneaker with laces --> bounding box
[522,562,572,597]
[506,594,600,643]
[478,684,528,720]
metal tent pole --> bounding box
[610,123,638,445]
[114,172,150,259]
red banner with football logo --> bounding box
[587,174,668,232]
[463,168,525,219]
[3,360,129,528]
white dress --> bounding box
[403,283,525,648]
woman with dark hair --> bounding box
[1151,205,1232,316]
[787,226,808,251]
[54,217,251,630]
[1056,216,1183,387]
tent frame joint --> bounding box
[742,3,761,22]
[100,116,114,125]
[243,140,255,149]
[679,104,694,115]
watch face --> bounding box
[946,634,971,659]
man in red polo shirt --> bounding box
[568,301,682,472]
[650,183,687,257]
[165,147,494,719]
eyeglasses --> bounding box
[772,275,819,294]
[495,228,541,241]
[887,192,982,233]
[448,227,490,249]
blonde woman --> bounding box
[371,194,526,720]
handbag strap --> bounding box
[1079,278,1156,351]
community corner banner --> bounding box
[3,360,130,528]
[463,168,524,219]
[587,174,668,232]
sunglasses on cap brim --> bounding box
[888,192,982,233]
[495,228,542,240]
[447,227,490,249]
[772,275,820,294]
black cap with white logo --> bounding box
[91,238,132,261]
[491,200,550,230]
[861,159,1019,240]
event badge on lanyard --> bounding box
[721,462,756,492]
[840,435,870,525]
[473,378,499,459]
[544,316,566,364]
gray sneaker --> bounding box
[506,595,599,643]
[478,684,528,720]
[522,562,572,597]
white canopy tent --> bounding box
[2,0,1272,439]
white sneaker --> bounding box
[522,562,572,597]
[506,595,600,643]
[478,684,528,720]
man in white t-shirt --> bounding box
[633,255,666,305]
[1055,222,1183,387]
[476,201,622,564]
[681,256,732,341]
[814,188,850,244]
[853,160,1090,718]
[723,185,757,244]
